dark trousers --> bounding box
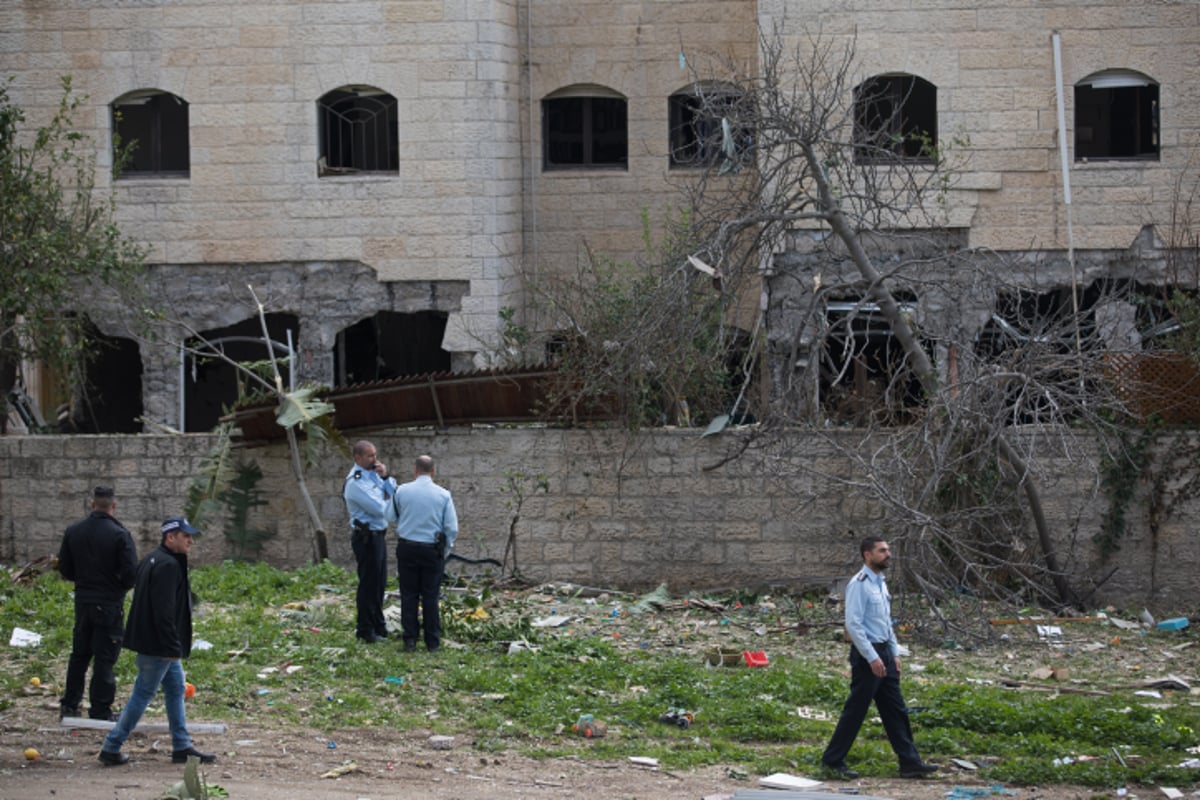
[822,644,923,769]
[396,539,444,649]
[63,600,124,718]
[351,529,388,638]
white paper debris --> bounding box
[9,627,42,647]
[759,773,826,790]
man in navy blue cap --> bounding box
[98,516,215,767]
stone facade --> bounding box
[1,428,1195,610]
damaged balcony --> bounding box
[226,365,618,442]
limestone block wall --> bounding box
[1,428,1195,611]
[2,0,525,354]
[758,0,1200,253]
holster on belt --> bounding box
[435,531,447,560]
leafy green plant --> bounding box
[220,458,272,561]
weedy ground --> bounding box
[1,560,1198,790]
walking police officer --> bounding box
[343,440,397,643]
[392,454,458,652]
[57,486,137,721]
[821,536,938,780]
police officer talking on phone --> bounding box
[343,440,398,643]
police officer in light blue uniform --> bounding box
[392,454,458,652]
[343,440,397,643]
[821,536,938,780]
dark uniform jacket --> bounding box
[57,511,138,604]
[124,544,193,659]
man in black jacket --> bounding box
[98,517,215,767]
[57,486,137,721]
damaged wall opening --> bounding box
[77,326,143,433]
[1075,70,1159,161]
[334,310,451,386]
[183,313,297,432]
[819,297,926,425]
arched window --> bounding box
[668,84,752,170]
[111,89,189,177]
[542,84,627,170]
[317,85,399,175]
[853,74,937,163]
[1075,70,1159,161]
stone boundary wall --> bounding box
[0,428,1195,610]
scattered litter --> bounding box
[327,740,337,749]
[743,650,769,667]
[256,689,271,696]
[1159,788,1184,799]
[1140,609,1156,627]
[660,708,695,728]
[706,647,744,667]
[319,761,358,778]
[506,640,537,655]
[285,665,303,675]
[192,638,213,651]
[9,627,41,647]
[629,756,659,767]
[795,706,832,721]
[758,773,825,790]
[572,714,606,738]
[1134,690,1164,699]
[1036,625,1062,638]
[235,740,258,746]
[896,644,911,657]
[384,676,404,686]
[949,758,980,771]
[1157,618,1189,632]
[429,735,454,750]
[944,786,1018,800]
[531,615,571,628]
[1109,617,1142,631]
[1174,758,1200,769]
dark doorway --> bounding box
[334,311,451,386]
[183,314,298,432]
[73,325,144,433]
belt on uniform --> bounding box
[398,538,436,547]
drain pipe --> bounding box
[1052,31,1082,358]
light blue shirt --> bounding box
[844,564,896,661]
[391,474,458,550]
[343,465,397,531]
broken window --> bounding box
[112,89,189,177]
[333,311,451,386]
[853,75,937,163]
[317,86,399,175]
[543,85,627,170]
[1074,70,1159,161]
[819,298,926,425]
[668,85,752,170]
[182,314,298,433]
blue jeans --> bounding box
[102,654,191,753]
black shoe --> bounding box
[60,705,81,720]
[899,762,939,778]
[89,710,118,722]
[172,746,217,764]
[98,750,129,766]
[426,644,440,653]
[356,633,382,644]
[402,640,417,652]
[822,763,860,780]
[375,630,391,640]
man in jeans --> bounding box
[57,485,137,721]
[99,517,215,766]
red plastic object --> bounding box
[742,650,769,667]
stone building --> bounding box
[3,1,1198,429]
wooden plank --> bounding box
[61,717,227,734]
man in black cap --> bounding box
[98,516,215,767]
[57,486,138,721]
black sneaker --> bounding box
[98,750,130,766]
[60,705,81,720]
[172,746,217,764]
[356,632,382,644]
[899,762,939,778]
